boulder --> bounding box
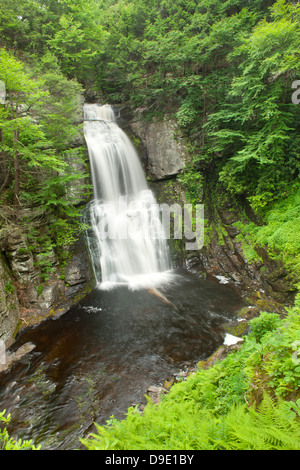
[0,227,37,284]
[38,281,65,310]
[130,115,188,180]
[0,342,35,374]
[64,238,94,297]
[146,385,168,404]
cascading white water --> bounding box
[83,104,172,289]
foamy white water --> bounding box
[83,104,172,288]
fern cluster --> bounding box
[0,411,40,450]
[81,394,300,451]
[245,308,300,399]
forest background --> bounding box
[0,0,300,450]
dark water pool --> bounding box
[0,269,243,449]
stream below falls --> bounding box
[0,268,244,450]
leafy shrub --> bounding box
[245,307,300,398]
[248,312,281,343]
[233,183,300,284]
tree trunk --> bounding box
[0,128,9,193]
[13,129,20,206]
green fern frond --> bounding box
[226,395,300,450]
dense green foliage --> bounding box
[81,302,300,450]
[1,0,299,261]
[233,185,300,286]
[0,48,85,200]
[0,0,299,451]
[0,45,89,268]
[81,395,300,450]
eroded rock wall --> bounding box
[130,113,188,180]
[0,252,19,345]
[0,221,94,344]
[132,114,296,309]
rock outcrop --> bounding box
[130,113,188,180]
[0,252,19,345]
[0,342,35,374]
[0,221,94,345]
[1,227,37,284]
[17,235,95,327]
[139,120,295,311]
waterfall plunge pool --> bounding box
[0,269,243,449]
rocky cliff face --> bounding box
[1,110,295,346]
[130,113,188,180]
[0,253,19,345]
[0,214,94,346]
[131,113,296,310]
[0,128,95,345]
[197,203,296,306]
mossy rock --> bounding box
[239,305,259,317]
[224,320,249,338]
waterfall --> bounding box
[83,104,172,289]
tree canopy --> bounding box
[0,0,299,241]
